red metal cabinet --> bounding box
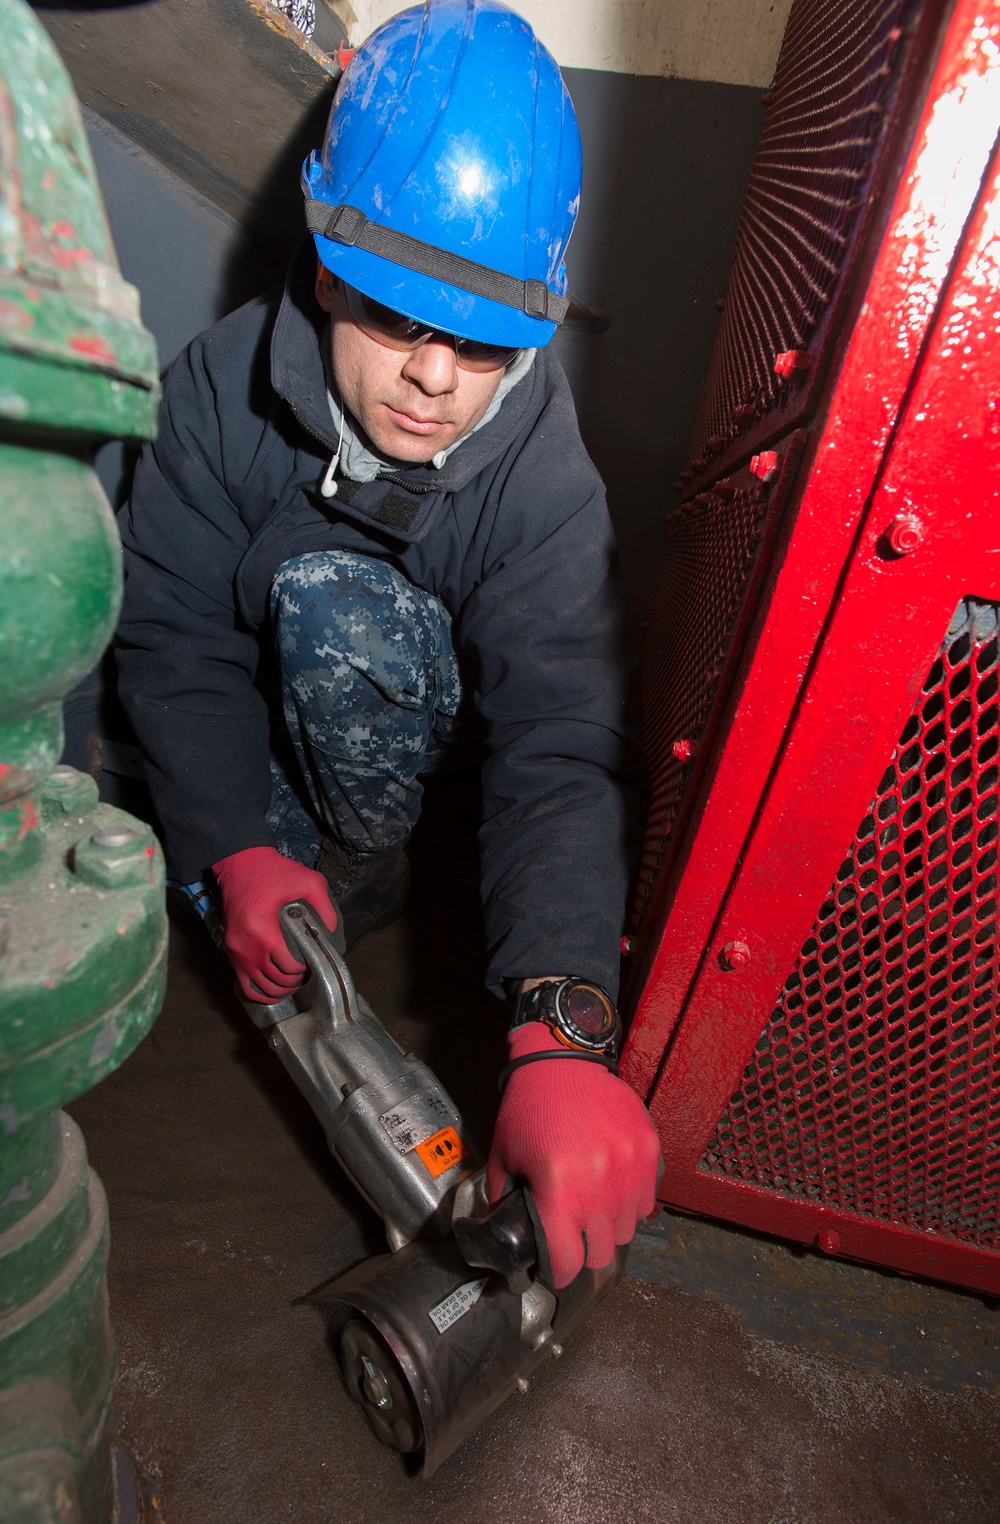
[623,0,1000,1293]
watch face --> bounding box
[556,981,618,1051]
[566,984,613,1037]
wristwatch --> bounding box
[510,977,621,1058]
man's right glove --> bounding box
[486,1021,662,1288]
[212,845,339,1003]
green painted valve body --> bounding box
[0,1,165,1519]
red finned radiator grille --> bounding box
[688,0,911,467]
[634,484,769,913]
[702,601,1000,1246]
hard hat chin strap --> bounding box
[304,200,569,325]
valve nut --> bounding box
[672,738,695,763]
[73,820,155,890]
[620,935,635,957]
[40,764,99,821]
[721,940,750,970]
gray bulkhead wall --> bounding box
[65,50,766,793]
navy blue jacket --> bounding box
[117,249,632,996]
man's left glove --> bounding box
[212,845,339,1003]
[486,1021,661,1288]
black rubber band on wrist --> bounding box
[498,1049,620,1094]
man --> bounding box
[117,0,660,1288]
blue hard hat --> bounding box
[301,0,582,349]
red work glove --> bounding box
[487,1022,661,1288]
[212,845,338,1003]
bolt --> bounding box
[672,739,695,763]
[361,1355,392,1410]
[715,479,736,501]
[885,514,925,555]
[773,349,810,380]
[721,940,750,970]
[341,1081,359,1098]
[705,435,724,456]
[91,828,140,850]
[550,1343,564,1359]
[516,1376,530,1394]
[749,450,780,485]
[818,1229,841,1254]
[733,404,755,428]
[620,935,635,957]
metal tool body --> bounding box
[245,902,481,1249]
[248,900,625,1473]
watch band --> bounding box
[510,977,620,1057]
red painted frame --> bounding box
[623,0,1000,1293]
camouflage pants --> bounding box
[266,551,463,865]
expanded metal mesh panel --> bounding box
[634,486,770,916]
[688,0,910,465]
[703,600,1000,1245]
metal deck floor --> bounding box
[69,836,1000,1522]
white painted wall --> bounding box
[344,0,794,87]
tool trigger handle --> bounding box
[452,1181,542,1292]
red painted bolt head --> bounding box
[721,939,750,969]
[620,935,635,957]
[774,349,810,379]
[749,450,780,484]
[337,44,356,70]
[818,1229,841,1254]
[672,738,695,763]
[885,514,925,555]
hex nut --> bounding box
[40,765,99,821]
[721,940,751,970]
[884,514,925,555]
[73,821,154,889]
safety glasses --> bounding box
[342,282,520,373]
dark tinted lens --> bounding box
[343,282,519,371]
[345,284,433,348]
[566,985,611,1036]
[453,336,521,372]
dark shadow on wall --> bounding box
[556,68,765,621]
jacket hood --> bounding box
[269,240,545,496]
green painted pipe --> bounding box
[0,2,165,1518]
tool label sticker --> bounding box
[379,1088,452,1154]
[428,1277,489,1334]
[415,1126,466,1178]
